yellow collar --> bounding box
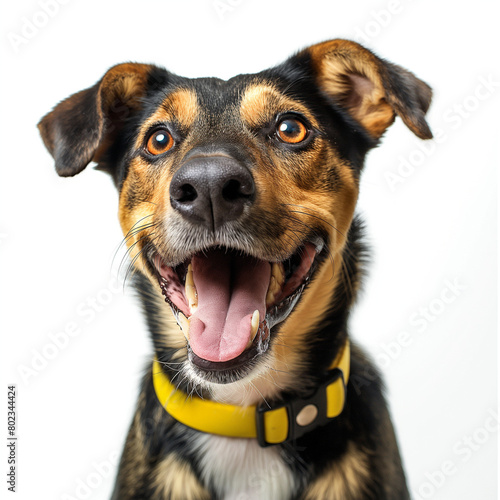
[152,340,350,447]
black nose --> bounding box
[169,155,255,231]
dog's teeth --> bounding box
[185,263,198,311]
[272,262,285,287]
[266,274,280,307]
[177,312,190,340]
[251,309,260,338]
[266,284,275,307]
[266,294,274,308]
[246,311,260,350]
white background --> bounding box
[0,0,498,499]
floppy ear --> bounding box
[38,63,157,177]
[303,39,432,139]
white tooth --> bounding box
[177,312,190,340]
[186,285,198,311]
[251,309,260,339]
[185,263,198,311]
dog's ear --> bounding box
[302,39,432,139]
[38,63,158,177]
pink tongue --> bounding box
[189,249,271,362]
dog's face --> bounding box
[39,40,431,399]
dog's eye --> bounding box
[276,117,308,144]
[146,129,174,155]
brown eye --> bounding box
[146,129,174,155]
[276,117,308,144]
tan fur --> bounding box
[152,454,210,500]
[307,40,395,138]
[240,83,319,130]
[162,88,200,128]
[118,155,169,273]
[119,158,159,229]
[270,257,342,390]
[99,63,154,108]
[134,88,200,151]
[302,442,371,500]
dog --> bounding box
[38,38,432,499]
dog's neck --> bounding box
[152,340,350,445]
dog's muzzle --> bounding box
[151,152,323,380]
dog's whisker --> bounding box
[157,360,186,370]
[119,231,152,270]
[120,215,156,247]
[115,224,157,276]
[172,372,188,392]
[261,368,286,390]
[122,242,152,287]
[249,381,271,409]
[112,220,158,270]
[271,346,293,372]
[120,234,159,287]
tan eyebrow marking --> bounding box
[159,88,200,129]
[135,88,199,148]
[240,83,317,129]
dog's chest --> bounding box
[193,433,297,500]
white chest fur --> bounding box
[193,433,297,500]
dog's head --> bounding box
[39,39,431,400]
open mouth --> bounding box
[152,243,320,380]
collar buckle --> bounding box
[255,368,346,447]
